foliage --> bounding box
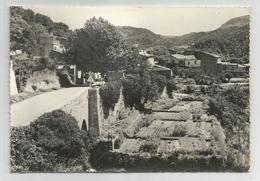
[13,57,56,92]
[192,25,249,64]
[10,110,95,172]
[166,78,177,97]
[223,86,249,109]
[122,67,160,111]
[139,139,160,154]
[65,17,141,73]
[151,73,167,94]
[171,124,187,137]
[184,85,195,94]
[206,85,250,170]
[10,6,71,55]
[99,81,122,111]
[147,46,173,67]
[90,151,227,172]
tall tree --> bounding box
[66,17,140,73]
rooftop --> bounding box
[172,54,196,60]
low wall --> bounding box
[60,89,89,129]
[88,89,102,137]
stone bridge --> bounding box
[11,87,102,136]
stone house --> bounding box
[171,54,201,68]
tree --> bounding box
[65,17,140,73]
[122,65,160,111]
[151,73,167,94]
[166,78,177,98]
[99,81,122,112]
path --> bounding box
[11,87,89,127]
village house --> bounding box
[52,36,66,53]
[139,50,173,78]
[171,54,201,68]
[193,50,249,79]
[194,51,221,75]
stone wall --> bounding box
[60,89,89,130]
[23,68,60,92]
[88,88,102,137]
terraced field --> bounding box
[115,95,226,158]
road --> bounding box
[11,87,89,127]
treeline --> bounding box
[99,68,176,115]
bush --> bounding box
[10,110,95,172]
[99,81,121,111]
[139,139,160,154]
[30,110,84,158]
[208,98,222,118]
[171,124,187,137]
[166,78,176,98]
[223,86,249,109]
[184,85,195,94]
[151,74,167,94]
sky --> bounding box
[24,6,249,36]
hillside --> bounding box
[117,26,170,49]
[10,6,72,56]
[219,15,249,29]
[167,15,250,63]
[118,15,250,63]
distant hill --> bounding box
[219,15,249,29]
[117,26,170,49]
[118,15,250,63]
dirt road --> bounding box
[11,87,89,127]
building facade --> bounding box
[194,51,221,74]
[172,54,201,68]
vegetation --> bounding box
[151,73,167,94]
[207,86,250,170]
[139,139,160,154]
[99,81,122,117]
[166,78,177,98]
[13,57,56,92]
[65,17,141,73]
[10,110,96,172]
[122,68,160,111]
[10,6,71,55]
[147,46,173,67]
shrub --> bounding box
[171,124,187,137]
[30,110,84,158]
[151,74,167,94]
[10,110,95,172]
[139,139,160,154]
[184,85,195,94]
[99,81,121,111]
[166,78,176,98]
[223,86,249,109]
[208,98,222,118]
